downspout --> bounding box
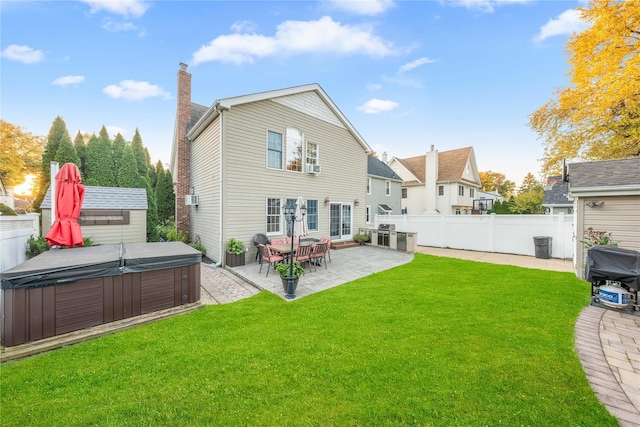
[218,107,225,265]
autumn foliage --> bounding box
[530,0,640,175]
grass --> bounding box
[1,254,617,426]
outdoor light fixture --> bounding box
[354,198,359,206]
[586,200,605,208]
[282,202,306,299]
[324,196,331,205]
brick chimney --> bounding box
[175,62,191,240]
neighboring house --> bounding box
[366,153,403,223]
[170,63,371,265]
[542,176,573,215]
[0,178,15,210]
[388,146,481,215]
[473,189,504,214]
[41,186,148,244]
[568,157,640,277]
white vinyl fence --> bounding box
[375,213,573,259]
[0,213,40,272]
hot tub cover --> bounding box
[1,242,202,290]
[585,245,640,290]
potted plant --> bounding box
[225,238,246,267]
[275,261,305,295]
[353,233,370,245]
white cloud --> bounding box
[326,0,395,16]
[398,57,437,74]
[366,83,382,90]
[81,0,149,18]
[102,18,138,33]
[102,80,171,101]
[357,98,399,114]
[534,9,590,43]
[52,75,86,86]
[192,16,398,65]
[230,20,256,33]
[443,0,531,13]
[1,44,44,64]
[105,126,129,138]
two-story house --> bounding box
[366,154,403,224]
[170,63,371,265]
[542,176,573,215]
[388,146,481,215]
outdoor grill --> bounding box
[377,224,395,246]
[585,245,640,312]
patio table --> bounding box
[269,242,314,263]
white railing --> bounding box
[375,213,574,259]
[0,213,40,272]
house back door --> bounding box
[329,203,352,241]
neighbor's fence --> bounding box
[375,213,574,259]
[0,213,40,272]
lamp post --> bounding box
[283,201,306,299]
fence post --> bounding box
[489,213,496,252]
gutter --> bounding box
[569,184,640,197]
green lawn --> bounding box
[1,254,617,426]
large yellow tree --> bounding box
[0,120,44,188]
[530,0,640,175]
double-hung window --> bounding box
[470,188,474,198]
[385,180,391,196]
[266,198,281,234]
[267,131,283,169]
[286,127,303,172]
[306,200,318,231]
[438,185,444,196]
[458,185,464,196]
[367,178,371,195]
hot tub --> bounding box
[1,242,201,347]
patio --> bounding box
[228,245,415,300]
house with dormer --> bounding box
[170,64,371,265]
[366,154,403,224]
[388,146,481,215]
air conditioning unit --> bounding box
[306,164,321,175]
[185,194,199,206]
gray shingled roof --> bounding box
[368,156,403,181]
[41,186,148,210]
[190,102,208,129]
[569,157,640,189]
[543,181,572,206]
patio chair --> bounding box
[258,244,284,277]
[320,237,332,262]
[270,238,286,246]
[252,233,270,262]
[286,236,300,245]
[309,242,328,271]
[293,244,313,270]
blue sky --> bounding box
[1,0,590,188]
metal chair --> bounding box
[258,244,283,277]
[309,242,328,271]
[320,237,332,262]
[293,244,313,270]
[253,233,270,262]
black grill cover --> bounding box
[585,246,640,291]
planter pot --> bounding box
[225,251,245,267]
[281,277,299,298]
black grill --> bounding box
[586,245,640,311]
[377,224,395,246]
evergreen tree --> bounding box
[112,133,126,174]
[33,116,73,211]
[155,162,175,224]
[139,175,159,241]
[83,134,99,186]
[73,131,86,176]
[131,129,148,177]
[116,145,139,188]
[54,135,80,168]
[85,126,115,186]
[149,160,159,189]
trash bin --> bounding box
[533,236,552,259]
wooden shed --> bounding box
[41,186,148,244]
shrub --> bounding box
[0,203,18,216]
[156,222,175,241]
[190,243,206,255]
[226,238,245,255]
[275,261,305,279]
[167,229,188,243]
[581,228,618,248]
[26,236,50,256]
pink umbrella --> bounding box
[45,163,86,248]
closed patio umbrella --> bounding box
[293,196,308,238]
[45,163,85,248]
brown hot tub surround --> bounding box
[1,242,201,347]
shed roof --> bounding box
[42,186,148,210]
[367,156,402,181]
[569,157,640,189]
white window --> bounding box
[385,180,391,196]
[470,188,474,198]
[367,178,371,195]
[438,185,444,196]
[286,127,303,172]
[307,199,318,231]
[458,185,464,196]
[266,198,282,234]
[267,131,283,169]
[306,142,318,166]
